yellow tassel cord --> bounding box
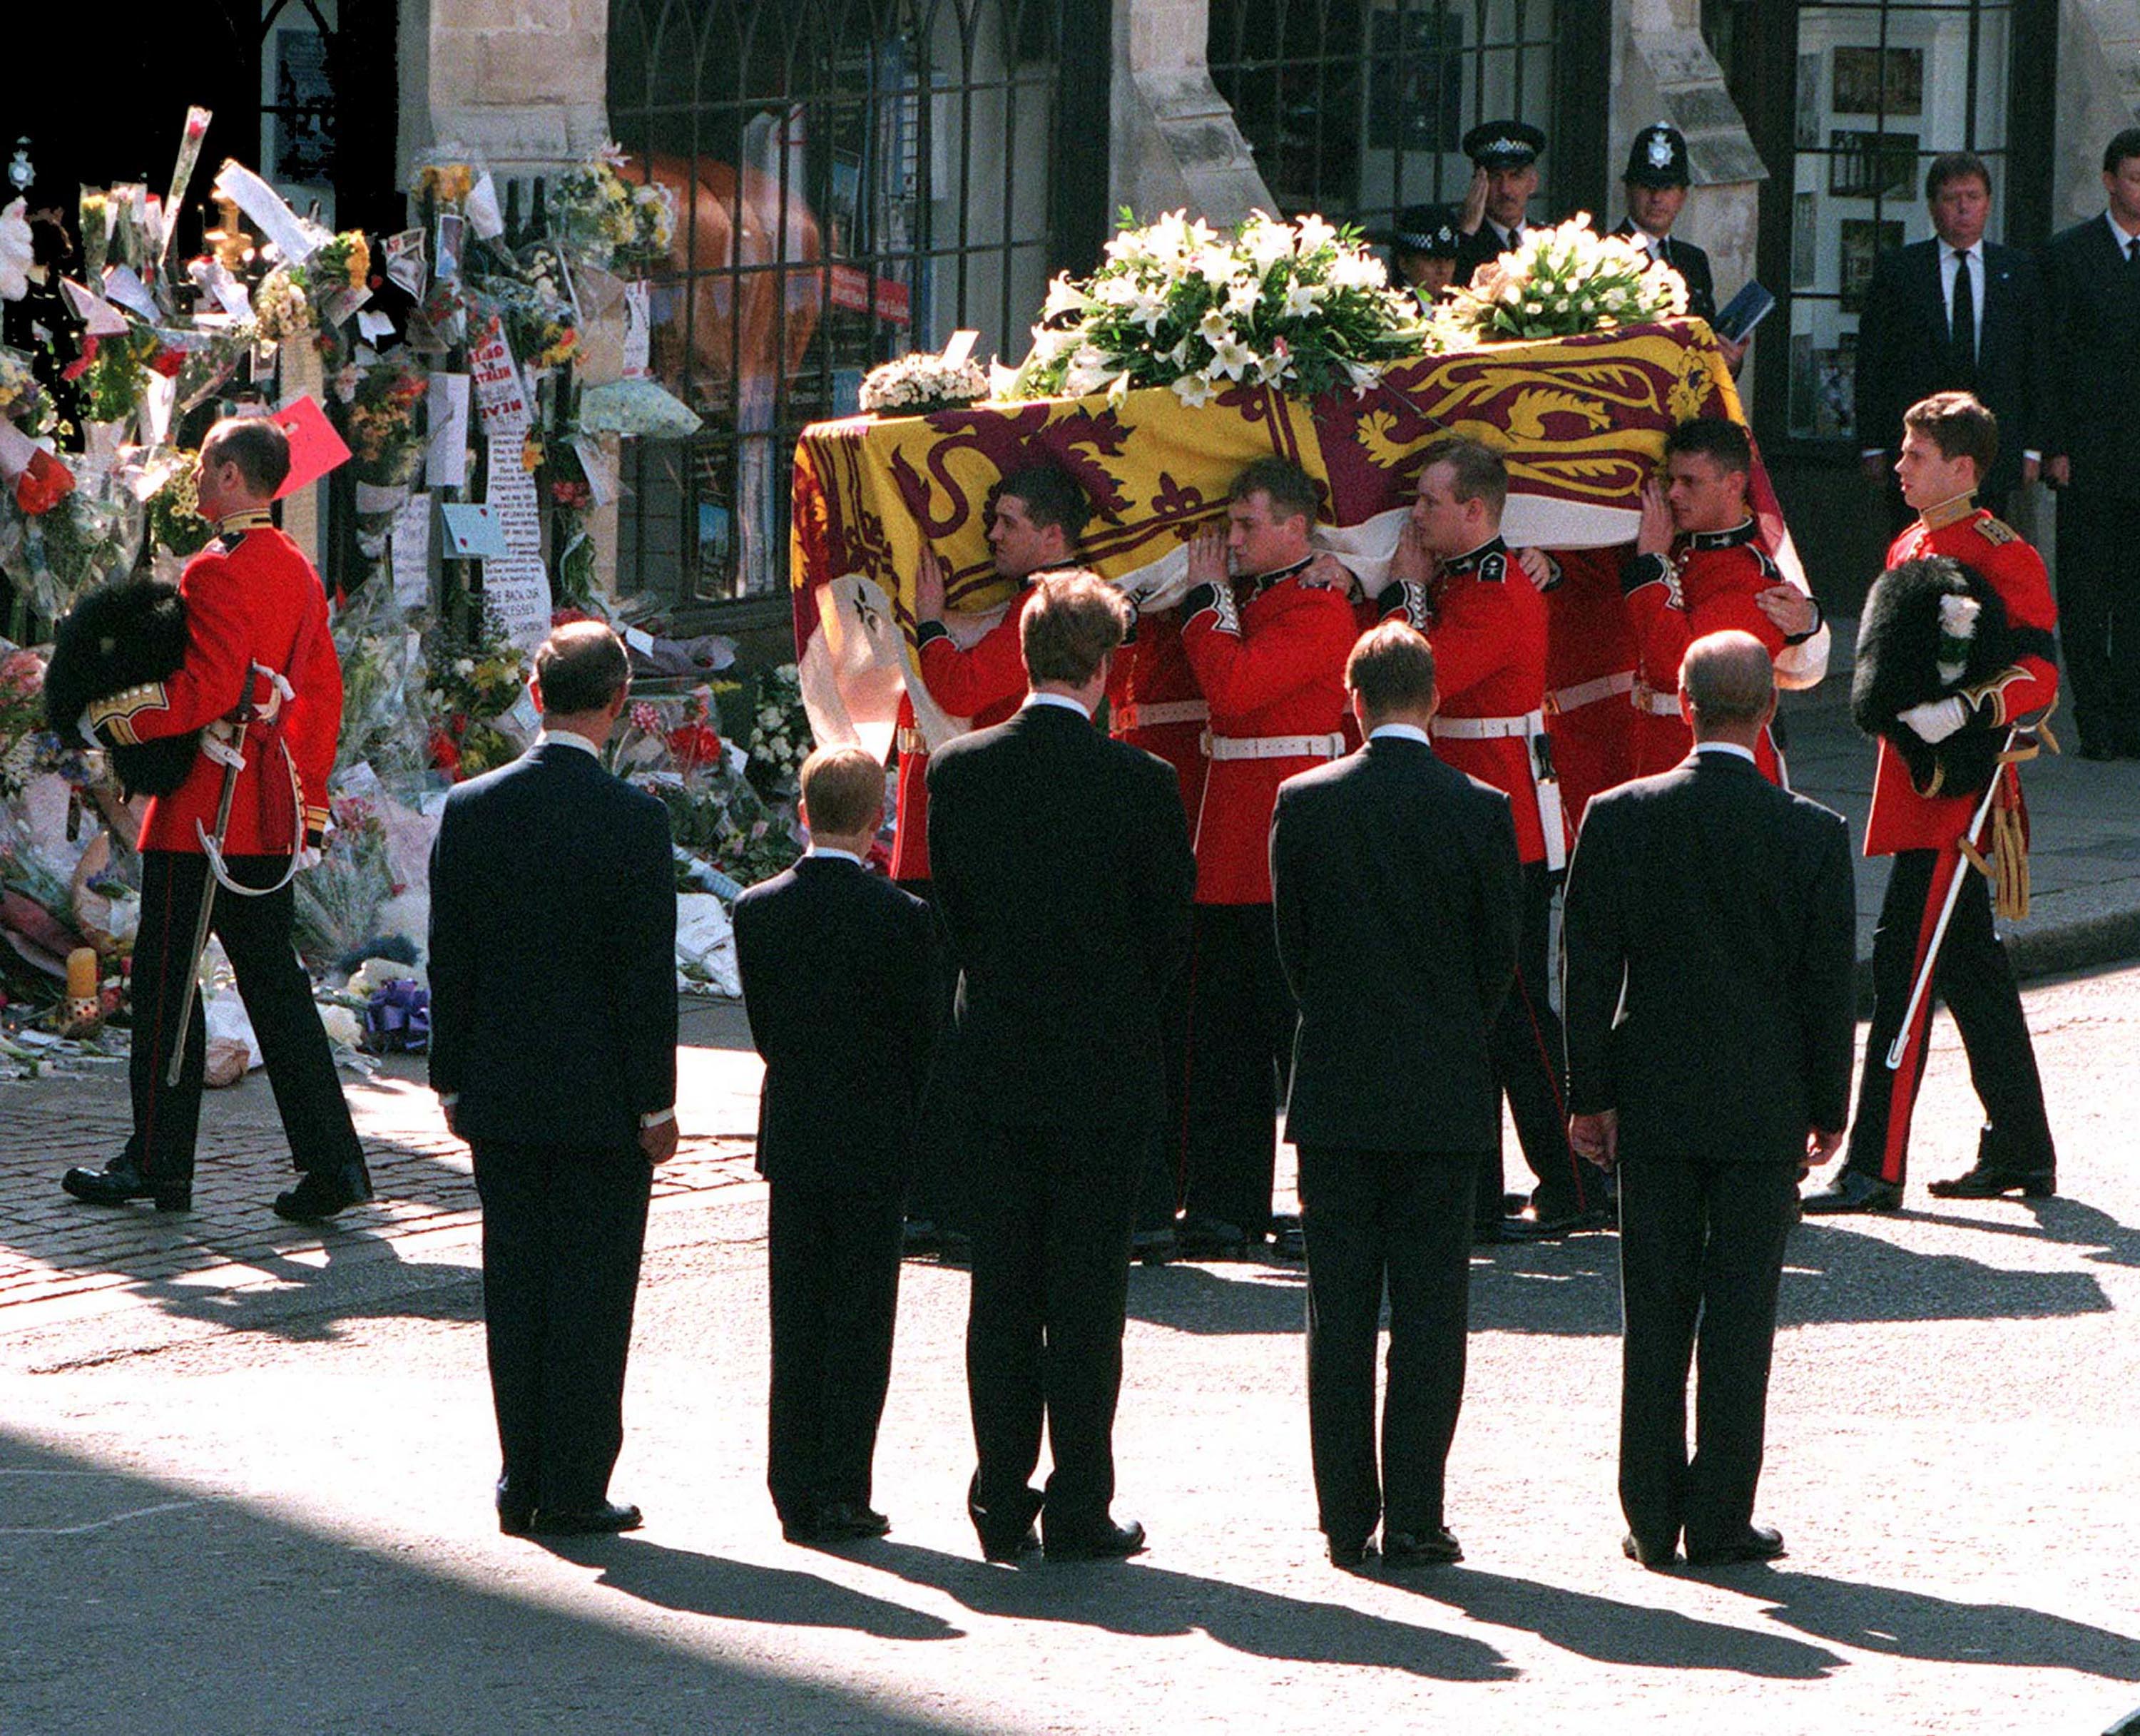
[1957,707,2056,921]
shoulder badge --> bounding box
[1975,516,2020,546]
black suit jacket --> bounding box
[428,742,677,1150]
[1270,735,1522,1153]
[1611,220,1716,325]
[927,701,1195,1131]
[733,856,935,1195]
[1455,220,1525,288]
[1855,237,2042,496]
[1561,748,1855,1164]
[2041,215,2140,494]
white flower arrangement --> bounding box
[1428,214,1690,347]
[745,663,811,795]
[1002,208,1427,406]
[858,352,990,417]
[251,266,313,346]
[1936,592,1982,685]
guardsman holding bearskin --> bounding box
[60,416,371,1223]
[1380,436,1600,1240]
[1176,457,1358,1256]
[1805,391,2059,1212]
[1621,419,1796,782]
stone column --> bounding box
[2057,0,2140,225]
[1111,0,1273,230]
[1613,0,1766,405]
[422,0,610,176]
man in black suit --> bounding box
[1612,123,1746,371]
[1856,151,2044,522]
[2042,127,2140,760]
[734,745,936,1546]
[1563,631,1855,1571]
[1270,622,1522,1572]
[429,623,678,1538]
[927,572,1196,1563]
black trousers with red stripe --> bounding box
[125,849,364,1188]
[1182,902,1297,1239]
[1488,862,1596,1222]
[1843,847,2055,1187]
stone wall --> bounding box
[2058,0,2140,227]
[1111,0,1273,230]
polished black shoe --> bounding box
[1686,1524,1785,1566]
[2079,740,2119,762]
[530,1501,643,1536]
[1927,1164,2055,1200]
[1132,1227,1178,1265]
[61,1158,190,1212]
[978,1522,1041,1563]
[1382,1526,1463,1568]
[1328,1536,1376,1571]
[1472,1215,1544,1246]
[1175,1214,1247,1257]
[496,1476,537,1536]
[1043,1518,1146,1563]
[1622,1531,1681,1571]
[1800,1171,1902,1215]
[1525,1206,1611,1240]
[817,1500,891,1541]
[1272,1225,1307,1261]
[272,1159,374,1224]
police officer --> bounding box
[1377,204,1466,309]
[1454,121,1548,287]
[1612,123,1733,344]
[61,416,370,1223]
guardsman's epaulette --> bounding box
[1686,519,1761,552]
[1975,515,2021,546]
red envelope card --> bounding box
[271,394,353,498]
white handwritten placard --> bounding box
[470,317,531,438]
[481,436,551,650]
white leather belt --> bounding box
[1633,683,1682,718]
[895,725,926,755]
[1203,730,1347,762]
[1431,709,1545,742]
[1431,709,1566,871]
[1115,698,1209,732]
[1547,670,1635,714]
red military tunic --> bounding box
[1107,605,1208,824]
[1865,501,2059,858]
[1539,544,1639,834]
[889,586,1036,881]
[1382,538,1561,865]
[1180,560,1356,905]
[89,514,340,857]
[1621,519,1788,781]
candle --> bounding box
[66,946,98,1001]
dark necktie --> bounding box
[2129,236,2140,265]
[1950,249,1976,374]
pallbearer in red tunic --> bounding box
[1540,544,1639,835]
[1177,458,1357,1254]
[1380,436,1600,1237]
[61,417,371,1223]
[890,468,1089,886]
[1620,420,1794,783]
[1805,392,2059,1213]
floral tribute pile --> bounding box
[1427,214,1691,346]
[0,123,799,1050]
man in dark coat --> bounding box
[1453,120,1547,287]
[1564,631,1855,1570]
[429,622,678,1538]
[1855,151,2044,521]
[2041,127,2140,760]
[927,571,1196,1563]
[1611,123,1748,372]
[734,744,936,1545]
[1270,621,1522,1571]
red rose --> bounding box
[15,448,75,516]
[148,349,185,378]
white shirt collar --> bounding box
[1023,691,1091,719]
[1944,239,1979,261]
[1370,723,1432,747]
[807,846,865,866]
[2109,210,2140,250]
[539,727,603,758]
[1693,740,1756,765]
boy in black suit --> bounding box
[927,571,1196,1563]
[429,623,678,1538]
[1563,632,1855,1571]
[1270,622,1522,1571]
[734,745,936,1544]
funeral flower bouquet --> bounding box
[1429,214,1689,347]
[859,352,989,417]
[1004,209,1427,406]
[549,147,677,270]
[144,452,212,559]
[745,663,810,799]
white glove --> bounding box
[1898,695,1970,744]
